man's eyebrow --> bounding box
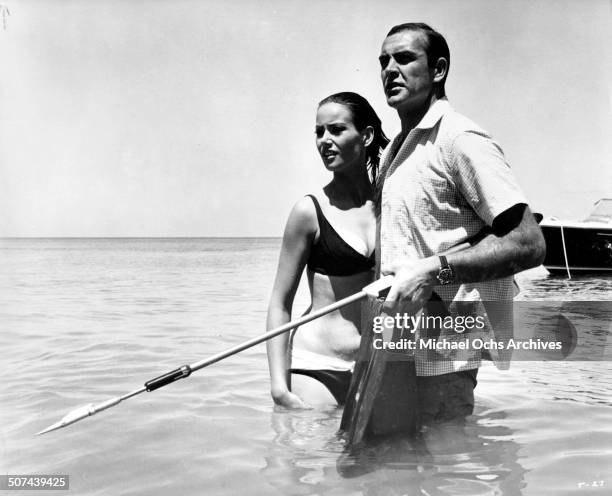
[391,48,419,57]
[380,45,420,58]
[316,121,346,127]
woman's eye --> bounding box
[315,128,323,138]
[330,126,344,135]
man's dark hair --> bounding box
[387,23,450,97]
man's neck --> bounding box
[398,94,440,134]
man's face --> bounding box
[379,30,435,113]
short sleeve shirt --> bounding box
[379,98,529,375]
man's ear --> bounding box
[433,57,448,84]
[363,126,374,147]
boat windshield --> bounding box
[584,198,612,223]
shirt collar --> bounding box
[414,97,451,130]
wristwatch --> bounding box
[436,255,455,285]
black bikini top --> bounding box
[306,195,375,276]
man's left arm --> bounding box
[451,202,546,282]
[382,131,546,313]
[382,203,545,312]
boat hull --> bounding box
[540,223,612,275]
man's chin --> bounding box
[385,93,408,108]
[385,96,400,107]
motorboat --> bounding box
[538,198,612,276]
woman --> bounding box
[266,92,388,408]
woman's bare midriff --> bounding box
[291,269,373,361]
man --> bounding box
[376,23,545,427]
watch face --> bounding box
[438,267,454,285]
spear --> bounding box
[36,275,395,436]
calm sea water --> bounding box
[1,238,610,496]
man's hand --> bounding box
[381,257,439,315]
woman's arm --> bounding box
[266,197,317,408]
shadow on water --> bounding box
[261,406,525,496]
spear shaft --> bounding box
[36,276,394,435]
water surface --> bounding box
[1,238,610,495]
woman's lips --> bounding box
[322,150,337,158]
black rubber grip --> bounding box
[145,365,192,391]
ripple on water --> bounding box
[1,239,611,495]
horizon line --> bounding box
[0,236,283,240]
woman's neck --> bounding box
[325,167,373,208]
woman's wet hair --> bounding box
[318,92,389,186]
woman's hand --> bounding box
[272,389,312,409]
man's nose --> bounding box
[382,57,399,76]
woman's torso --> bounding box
[292,194,376,361]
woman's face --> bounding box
[315,103,367,173]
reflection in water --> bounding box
[3,242,609,495]
[262,405,525,495]
[262,407,344,494]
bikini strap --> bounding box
[305,194,324,225]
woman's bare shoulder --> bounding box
[287,196,318,227]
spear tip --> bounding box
[35,403,95,437]
[35,421,66,436]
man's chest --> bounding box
[382,137,457,216]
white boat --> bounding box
[539,198,612,275]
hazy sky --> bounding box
[1,0,611,236]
